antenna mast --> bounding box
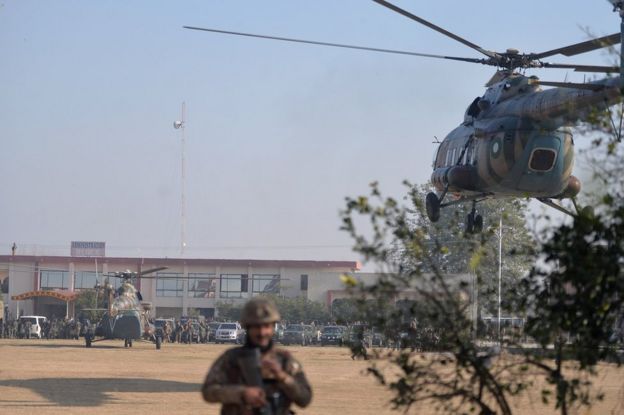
[174,102,187,256]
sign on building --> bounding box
[70,241,105,257]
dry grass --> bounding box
[0,339,622,414]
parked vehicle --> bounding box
[320,325,346,346]
[207,322,221,342]
[215,322,244,344]
[19,316,47,339]
[370,331,386,347]
[281,324,313,346]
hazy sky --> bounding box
[0,0,617,262]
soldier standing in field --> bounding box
[202,297,312,415]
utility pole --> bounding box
[174,102,187,256]
[498,214,503,344]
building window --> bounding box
[40,270,70,290]
[74,271,98,290]
[156,273,183,297]
[300,274,308,291]
[220,274,245,298]
[252,274,280,294]
[188,273,216,298]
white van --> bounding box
[19,315,47,339]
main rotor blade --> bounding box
[140,267,167,276]
[536,81,606,91]
[183,26,484,63]
[541,62,619,73]
[371,0,497,59]
[534,33,620,59]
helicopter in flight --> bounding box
[82,267,167,349]
[184,0,623,233]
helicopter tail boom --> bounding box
[486,76,621,127]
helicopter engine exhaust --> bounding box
[431,165,479,192]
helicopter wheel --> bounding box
[128,339,133,348]
[156,336,162,350]
[124,339,129,348]
[425,192,441,222]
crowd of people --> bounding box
[0,316,86,340]
[156,319,208,343]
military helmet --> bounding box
[240,297,281,327]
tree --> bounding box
[330,298,361,324]
[411,184,534,320]
[216,301,242,322]
[74,290,104,321]
[340,183,527,415]
[341,168,624,414]
[216,296,331,324]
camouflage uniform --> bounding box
[202,344,312,415]
[202,297,312,415]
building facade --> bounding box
[0,254,360,319]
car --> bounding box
[19,316,47,339]
[281,324,313,346]
[320,325,346,346]
[371,331,386,347]
[207,322,222,342]
[215,322,244,344]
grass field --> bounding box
[0,339,622,414]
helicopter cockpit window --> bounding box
[466,97,481,118]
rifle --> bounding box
[237,347,282,415]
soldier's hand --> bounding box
[261,358,288,382]
[243,386,266,408]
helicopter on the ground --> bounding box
[83,267,166,349]
[184,0,623,232]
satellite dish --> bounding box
[173,120,183,129]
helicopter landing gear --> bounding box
[465,202,483,234]
[124,338,133,348]
[155,335,162,350]
[426,192,441,222]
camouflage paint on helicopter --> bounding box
[97,279,143,341]
[430,74,620,202]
